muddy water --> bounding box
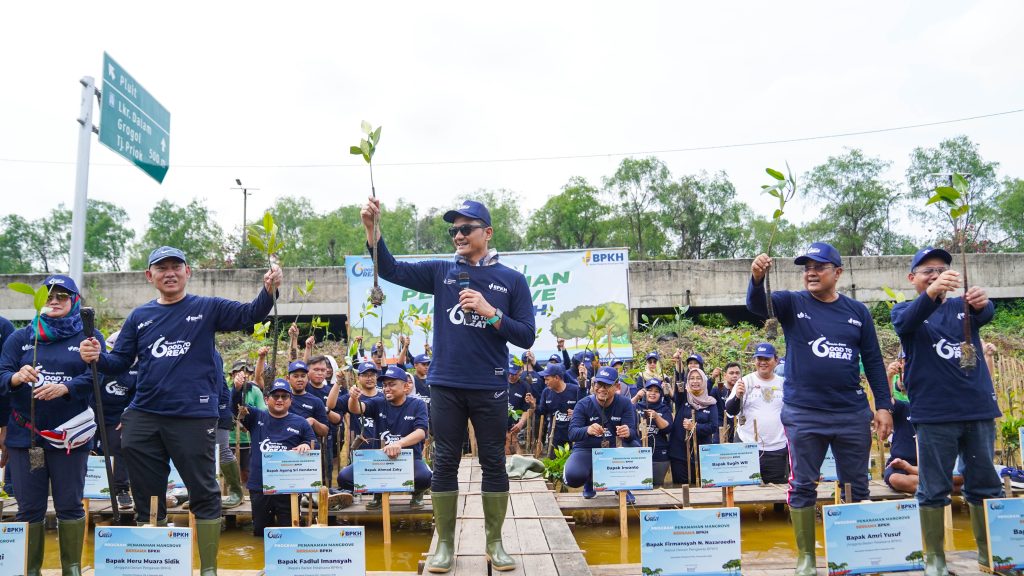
[40,503,977,570]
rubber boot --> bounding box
[582,480,596,499]
[482,492,515,572]
[919,506,949,576]
[366,493,383,510]
[195,518,221,576]
[409,489,426,510]
[968,503,991,569]
[27,521,44,576]
[220,460,244,509]
[426,491,458,573]
[58,517,86,576]
[790,506,817,576]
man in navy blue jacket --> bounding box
[748,242,892,576]
[892,246,1002,574]
[81,246,282,576]
[362,198,535,573]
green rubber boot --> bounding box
[968,503,991,569]
[27,521,44,576]
[919,506,949,576]
[221,460,244,509]
[791,506,817,576]
[426,491,458,573]
[482,492,515,572]
[58,517,86,576]
[409,489,426,510]
[195,518,221,576]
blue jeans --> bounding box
[914,420,1003,507]
[781,403,872,509]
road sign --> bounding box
[98,53,170,183]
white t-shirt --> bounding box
[725,372,787,451]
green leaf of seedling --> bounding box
[772,209,783,219]
[952,173,969,196]
[934,186,961,202]
[360,139,371,157]
[34,286,49,312]
[263,211,274,232]
[247,232,266,252]
[366,311,378,318]
[371,126,381,145]
[350,145,364,156]
[8,282,36,296]
[766,168,785,181]
[361,120,372,135]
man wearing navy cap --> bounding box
[362,197,535,572]
[338,362,383,454]
[524,363,582,459]
[563,367,638,500]
[748,242,891,576]
[342,365,431,509]
[412,354,432,400]
[286,361,329,438]
[724,343,788,484]
[506,361,530,452]
[81,246,281,576]
[232,379,315,536]
[892,246,1002,574]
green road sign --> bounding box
[98,52,170,183]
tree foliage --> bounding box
[604,157,670,259]
[526,176,609,250]
[130,199,228,269]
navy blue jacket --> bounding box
[370,238,536,391]
[0,317,13,426]
[289,392,329,432]
[361,395,429,460]
[94,365,136,426]
[888,399,916,465]
[536,382,583,450]
[97,290,274,418]
[669,400,719,461]
[568,394,639,450]
[338,389,382,450]
[891,293,1000,423]
[233,390,315,491]
[637,400,673,461]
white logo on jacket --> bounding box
[151,336,191,358]
[488,282,508,294]
[934,338,961,360]
[809,337,853,360]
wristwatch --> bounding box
[486,308,503,326]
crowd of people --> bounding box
[0,195,1008,576]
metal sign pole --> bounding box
[70,76,98,288]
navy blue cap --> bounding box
[581,351,596,363]
[909,246,952,273]
[538,363,565,378]
[752,342,777,358]
[413,354,431,365]
[443,200,492,226]
[288,360,308,373]
[508,362,521,375]
[593,366,618,386]
[378,365,408,381]
[268,379,293,396]
[645,351,660,362]
[644,376,664,391]
[548,354,561,363]
[356,361,378,374]
[610,357,624,367]
[685,353,704,368]
[148,246,188,267]
[43,274,79,295]
[794,242,842,267]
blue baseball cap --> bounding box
[287,360,308,374]
[685,353,704,368]
[753,342,777,358]
[443,200,492,226]
[593,367,618,386]
[538,363,565,378]
[548,354,561,363]
[413,354,431,365]
[610,357,624,367]
[43,274,79,295]
[794,242,842,267]
[356,361,378,374]
[148,246,188,267]
[268,379,293,396]
[508,362,522,375]
[645,351,660,362]
[581,351,596,363]
[378,365,408,382]
[644,376,664,391]
[909,246,952,273]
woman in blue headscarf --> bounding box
[0,275,104,576]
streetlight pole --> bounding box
[231,179,259,250]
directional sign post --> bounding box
[98,52,171,183]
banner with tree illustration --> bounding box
[345,248,632,362]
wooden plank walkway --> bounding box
[421,458,591,576]
[589,550,992,576]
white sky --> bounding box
[2,1,1022,244]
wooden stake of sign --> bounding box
[149,496,159,526]
[944,505,954,550]
[306,495,314,527]
[317,486,329,525]
[382,493,393,544]
[723,487,735,507]
[833,482,841,505]
[533,416,546,459]
[1005,475,1014,497]
[82,498,90,554]
[290,494,299,527]
[468,421,478,457]
[681,485,690,507]
[618,491,628,538]
[844,482,852,503]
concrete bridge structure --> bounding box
[2,253,1021,327]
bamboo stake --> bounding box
[149,496,158,526]
[382,493,393,544]
[618,490,627,538]
[318,486,328,526]
[533,416,545,459]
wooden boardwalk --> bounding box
[420,458,591,576]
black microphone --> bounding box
[458,271,470,291]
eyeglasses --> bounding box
[46,292,72,303]
[269,394,290,401]
[913,266,948,276]
[447,224,487,238]
[802,263,835,273]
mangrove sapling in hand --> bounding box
[350,120,385,307]
[7,281,52,470]
[926,173,977,370]
[247,211,285,378]
[759,164,798,340]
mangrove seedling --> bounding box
[926,173,976,370]
[247,211,285,377]
[8,281,52,470]
[293,278,315,325]
[759,163,798,340]
[350,120,385,307]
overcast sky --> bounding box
[3,1,1022,247]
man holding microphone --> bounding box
[360,198,535,572]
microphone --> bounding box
[458,271,470,291]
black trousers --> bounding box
[249,489,293,536]
[101,423,131,493]
[429,385,509,493]
[120,409,220,521]
[759,447,791,484]
[9,446,88,522]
